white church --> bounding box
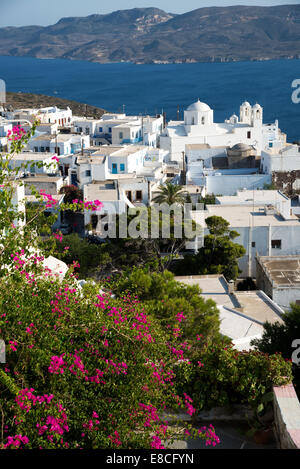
[160,99,286,164]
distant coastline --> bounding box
[1,53,300,66]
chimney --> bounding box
[228,280,235,294]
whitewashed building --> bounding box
[256,255,300,310]
[4,106,72,127]
[160,99,286,164]
[191,190,300,278]
[29,133,90,157]
[73,113,164,148]
[261,144,300,174]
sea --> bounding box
[0,55,299,141]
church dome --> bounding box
[231,143,252,151]
[187,99,211,112]
[253,103,262,109]
[241,101,251,107]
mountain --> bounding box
[0,5,299,64]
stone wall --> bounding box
[273,383,300,449]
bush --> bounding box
[175,342,292,412]
[108,267,222,343]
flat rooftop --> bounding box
[216,190,289,206]
[112,146,145,157]
[8,152,55,160]
[175,275,238,309]
[233,291,283,324]
[175,275,283,325]
[193,205,300,227]
[258,256,300,288]
[23,176,63,183]
[84,184,118,201]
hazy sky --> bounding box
[0,0,299,27]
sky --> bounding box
[0,0,299,27]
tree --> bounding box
[251,303,300,395]
[152,182,188,206]
[171,215,246,281]
[109,267,222,343]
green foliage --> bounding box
[175,342,293,412]
[54,233,112,279]
[152,182,188,205]
[109,267,222,343]
[171,215,246,280]
[251,303,300,395]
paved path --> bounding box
[187,423,277,449]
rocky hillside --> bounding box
[5,92,106,118]
[0,5,300,64]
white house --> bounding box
[4,106,72,127]
[74,113,164,148]
[256,255,300,310]
[29,133,90,157]
[7,152,59,176]
[261,144,300,174]
[191,191,300,278]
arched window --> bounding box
[192,117,195,125]
[201,117,205,125]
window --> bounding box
[108,128,112,133]
[136,190,142,201]
[85,128,90,135]
[201,117,205,125]
[85,170,91,177]
[119,132,123,140]
[46,147,50,152]
[120,163,125,172]
[99,127,103,133]
[271,240,281,249]
[91,215,98,230]
[41,146,45,152]
[252,242,256,248]
[126,191,132,202]
[247,131,251,139]
[34,147,38,152]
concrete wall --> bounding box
[205,174,272,196]
[273,383,300,449]
[272,288,300,310]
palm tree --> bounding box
[152,182,188,206]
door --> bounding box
[112,163,118,174]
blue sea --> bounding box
[0,56,299,141]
